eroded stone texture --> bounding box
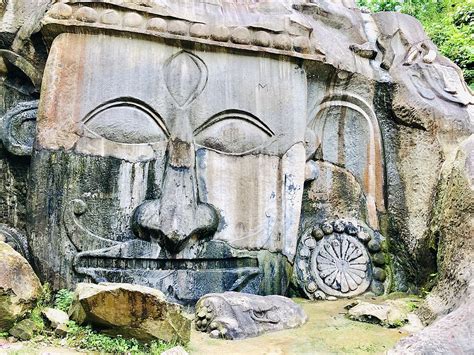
[0,2,471,344]
[69,283,192,344]
[28,31,306,303]
[294,219,388,299]
[194,292,307,340]
[390,287,474,354]
[346,300,409,328]
[0,241,42,331]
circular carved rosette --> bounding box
[312,234,371,297]
[295,219,375,299]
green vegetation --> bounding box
[406,301,420,312]
[63,321,176,354]
[53,289,75,313]
[357,0,474,88]
[4,286,178,354]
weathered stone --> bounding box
[373,267,387,282]
[54,322,69,337]
[0,242,42,331]
[8,319,38,340]
[42,307,69,329]
[390,295,473,354]
[370,281,385,296]
[372,252,385,266]
[0,1,472,341]
[347,301,407,327]
[69,283,191,344]
[368,239,381,253]
[295,220,380,299]
[195,292,307,340]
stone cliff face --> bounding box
[0,0,472,322]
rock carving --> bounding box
[0,4,472,344]
[194,292,307,340]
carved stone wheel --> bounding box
[311,233,371,297]
[295,219,374,299]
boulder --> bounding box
[346,300,408,327]
[194,292,307,340]
[8,319,39,341]
[0,241,42,331]
[69,283,191,344]
[42,307,69,329]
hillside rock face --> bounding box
[0,0,472,350]
[69,283,192,344]
[0,241,42,331]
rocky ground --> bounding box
[1,296,418,355]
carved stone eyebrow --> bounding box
[193,109,274,137]
[83,97,170,137]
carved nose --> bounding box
[133,138,218,252]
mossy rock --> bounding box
[0,242,42,331]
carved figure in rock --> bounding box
[0,2,472,336]
[295,219,387,299]
[194,292,307,339]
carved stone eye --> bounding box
[194,110,274,154]
[83,99,168,144]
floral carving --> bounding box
[313,235,369,295]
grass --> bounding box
[58,321,178,354]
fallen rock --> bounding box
[346,300,408,327]
[400,313,424,334]
[0,242,42,331]
[194,292,307,340]
[8,319,39,340]
[42,307,69,329]
[54,322,69,337]
[69,283,191,344]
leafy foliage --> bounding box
[357,0,474,87]
[54,289,75,313]
[64,321,176,354]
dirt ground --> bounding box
[1,297,412,355]
[189,298,411,355]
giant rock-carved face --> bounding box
[30,33,307,304]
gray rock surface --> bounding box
[390,291,474,354]
[42,307,69,329]
[0,241,42,331]
[69,283,191,344]
[194,292,307,340]
[346,300,408,327]
[8,319,39,340]
[0,5,472,354]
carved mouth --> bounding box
[75,256,258,270]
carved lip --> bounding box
[75,256,258,271]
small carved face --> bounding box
[194,292,307,339]
[29,33,308,302]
